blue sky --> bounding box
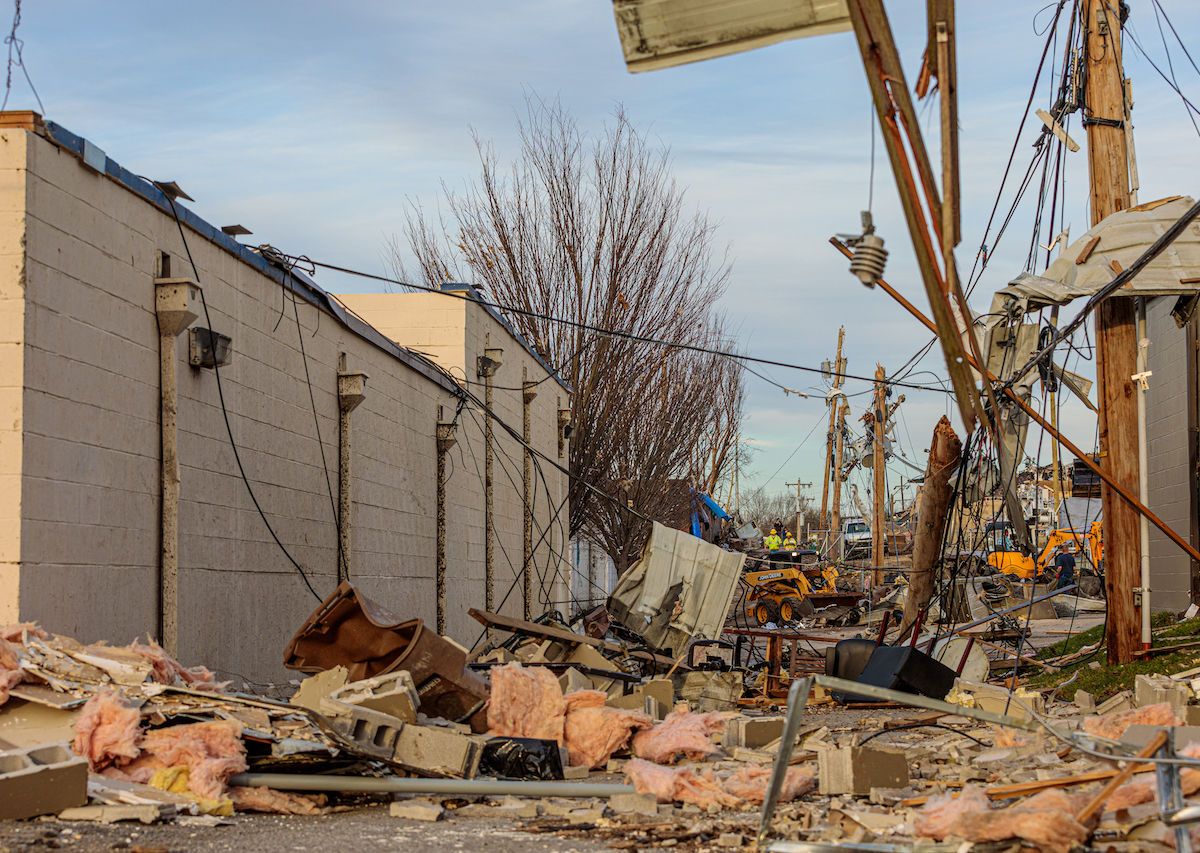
[17,2,1200,508]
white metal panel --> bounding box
[612,0,851,73]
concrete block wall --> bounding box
[1145,296,1198,609]
[339,291,573,620]
[0,125,568,680]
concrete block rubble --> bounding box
[5,587,1200,852]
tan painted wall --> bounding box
[0,129,27,622]
[0,126,568,680]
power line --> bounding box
[1,0,42,114]
[278,252,957,396]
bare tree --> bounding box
[739,487,797,533]
[398,99,741,572]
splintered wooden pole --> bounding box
[1084,0,1139,664]
[846,0,981,433]
[872,364,887,587]
[898,416,962,638]
[819,327,846,543]
[831,401,849,561]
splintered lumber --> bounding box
[897,417,962,638]
[1076,731,1167,822]
[899,764,1156,807]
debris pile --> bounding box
[3,565,1200,853]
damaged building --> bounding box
[0,112,571,682]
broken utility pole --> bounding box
[1083,0,1140,664]
[898,416,962,638]
[830,399,848,562]
[818,326,846,546]
[872,364,886,587]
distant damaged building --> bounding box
[0,112,571,680]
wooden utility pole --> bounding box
[818,327,846,545]
[830,400,849,561]
[872,364,887,586]
[1083,0,1139,664]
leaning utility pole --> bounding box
[872,364,887,586]
[1083,0,1139,664]
[818,327,846,543]
[785,480,812,542]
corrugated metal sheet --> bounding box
[998,195,1200,306]
[612,0,851,73]
[609,522,745,653]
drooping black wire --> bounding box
[288,285,346,578]
[1,0,42,114]
[159,192,322,601]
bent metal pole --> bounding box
[828,237,1200,567]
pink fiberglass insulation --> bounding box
[0,622,47,642]
[0,639,21,706]
[631,705,730,764]
[121,719,247,801]
[562,689,652,769]
[917,787,1089,853]
[1082,702,1181,740]
[1107,743,1200,812]
[624,758,740,810]
[721,764,814,804]
[72,690,142,770]
[230,786,328,815]
[487,662,567,743]
[128,639,225,690]
[913,785,990,840]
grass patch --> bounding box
[1027,648,1200,701]
[1037,624,1105,661]
[1155,615,1200,640]
[1026,612,1200,701]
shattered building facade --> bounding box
[0,113,571,681]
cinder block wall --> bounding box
[1145,297,1197,609]
[0,125,569,680]
[339,291,573,622]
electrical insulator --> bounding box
[850,233,888,287]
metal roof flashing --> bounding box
[33,116,460,396]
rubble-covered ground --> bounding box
[10,572,1200,853]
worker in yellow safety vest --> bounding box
[782,531,797,549]
[764,528,782,550]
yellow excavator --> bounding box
[987,520,1103,580]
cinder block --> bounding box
[393,724,485,779]
[1135,674,1191,712]
[0,742,88,819]
[725,716,786,750]
[332,707,403,761]
[559,666,591,695]
[817,746,909,796]
[328,671,419,724]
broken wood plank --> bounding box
[900,764,1156,807]
[1076,731,1166,822]
[1076,234,1102,264]
[883,710,945,730]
